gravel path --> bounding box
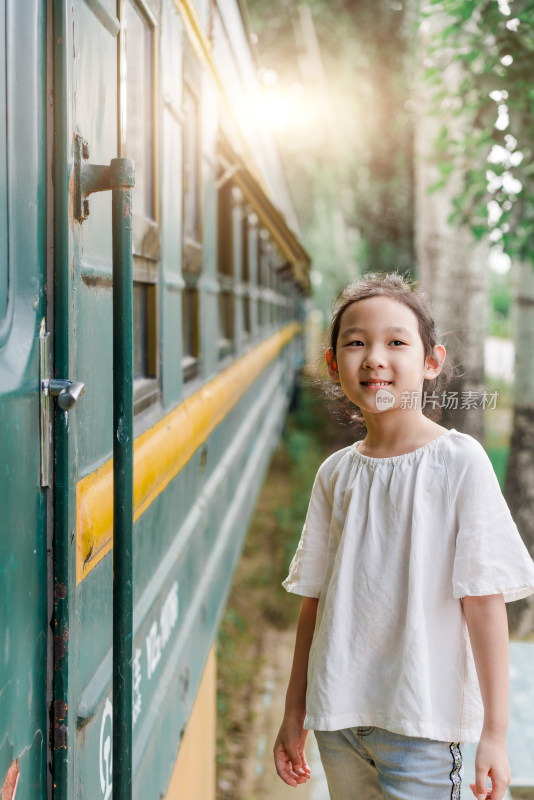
[239,628,329,800]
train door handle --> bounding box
[48,379,86,410]
[40,322,86,486]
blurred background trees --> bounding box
[241,0,415,313]
[241,0,534,631]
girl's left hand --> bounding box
[469,783,506,800]
[469,732,511,800]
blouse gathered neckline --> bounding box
[352,428,456,465]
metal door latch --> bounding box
[73,134,113,221]
[47,379,86,410]
[39,321,86,486]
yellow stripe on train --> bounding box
[76,323,300,584]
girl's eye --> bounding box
[346,340,364,347]
[390,340,405,346]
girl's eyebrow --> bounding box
[339,326,366,336]
[385,326,412,336]
[340,325,413,337]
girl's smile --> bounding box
[326,295,444,418]
[360,380,392,389]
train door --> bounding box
[53,1,119,796]
[0,1,49,799]
[52,1,159,797]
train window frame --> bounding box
[118,0,161,414]
[270,246,285,327]
[240,206,253,343]
[246,213,259,339]
[217,178,241,361]
[181,276,200,382]
[181,38,203,381]
[278,264,293,324]
[258,229,272,331]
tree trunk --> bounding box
[414,11,488,441]
[504,259,534,635]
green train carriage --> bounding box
[0,1,310,798]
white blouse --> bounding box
[283,429,534,742]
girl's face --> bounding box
[326,296,444,417]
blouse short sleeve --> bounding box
[451,436,534,602]
[282,456,336,598]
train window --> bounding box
[271,266,280,325]
[217,179,235,359]
[182,41,202,381]
[125,0,154,220]
[120,0,160,411]
[246,214,259,336]
[241,210,251,338]
[258,230,271,330]
[182,283,199,380]
[268,246,285,326]
[133,281,157,379]
[182,44,202,271]
[279,268,292,323]
[183,86,201,258]
[0,5,7,323]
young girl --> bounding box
[274,273,534,800]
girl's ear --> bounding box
[326,348,340,382]
[424,344,446,379]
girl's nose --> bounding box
[363,348,386,369]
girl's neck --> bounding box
[358,411,448,458]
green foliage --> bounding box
[489,268,513,337]
[422,0,534,266]
[487,444,510,488]
[242,0,417,314]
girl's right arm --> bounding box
[273,596,319,787]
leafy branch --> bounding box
[423,0,534,263]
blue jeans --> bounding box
[314,726,462,800]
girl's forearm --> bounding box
[284,596,319,720]
[462,593,509,734]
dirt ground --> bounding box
[238,628,314,800]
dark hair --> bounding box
[325,272,454,424]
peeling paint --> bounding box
[54,699,67,721]
[54,583,67,601]
[53,700,68,749]
[54,724,67,751]
[54,629,68,663]
[68,167,74,227]
[116,416,129,446]
[2,759,20,800]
